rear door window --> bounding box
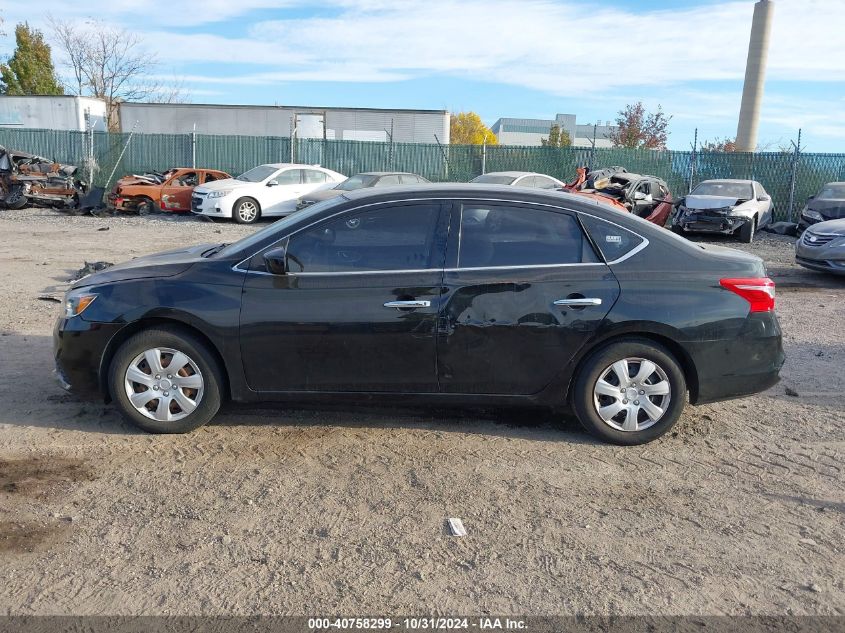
[533,176,558,189]
[375,175,402,186]
[303,170,327,184]
[457,204,598,268]
[579,213,645,262]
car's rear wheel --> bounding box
[108,327,223,433]
[572,339,687,445]
[739,216,756,243]
[233,197,260,224]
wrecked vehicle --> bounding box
[672,179,773,243]
[561,167,673,226]
[798,182,845,233]
[109,168,231,214]
[0,145,86,209]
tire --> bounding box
[5,185,27,209]
[108,327,223,433]
[739,216,756,243]
[233,197,260,224]
[571,338,687,445]
[134,196,156,215]
[671,223,685,236]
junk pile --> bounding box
[0,145,92,210]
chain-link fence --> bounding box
[2,127,844,221]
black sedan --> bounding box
[295,171,429,211]
[54,185,784,445]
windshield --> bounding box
[213,196,348,259]
[817,184,845,200]
[236,165,278,183]
[692,181,753,199]
[470,174,518,185]
[335,174,377,191]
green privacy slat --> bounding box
[1,128,843,221]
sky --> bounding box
[1,0,843,152]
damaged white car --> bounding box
[671,179,773,243]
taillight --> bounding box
[719,277,775,312]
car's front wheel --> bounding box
[739,216,756,243]
[109,327,223,433]
[233,197,260,224]
[572,339,687,445]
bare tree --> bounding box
[48,18,189,130]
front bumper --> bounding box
[53,316,124,399]
[686,312,784,404]
[795,234,845,274]
[674,209,749,235]
[191,193,234,218]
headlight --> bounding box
[207,190,233,198]
[802,207,823,221]
[65,293,97,318]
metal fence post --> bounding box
[787,128,802,223]
[191,127,197,169]
[688,128,698,193]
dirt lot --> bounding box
[0,207,843,616]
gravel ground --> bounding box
[0,207,843,616]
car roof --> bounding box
[261,163,333,170]
[357,171,419,176]
[479,171,547,178]
[698,179,757,185]
[340,183,618,211]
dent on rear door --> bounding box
[436,203,621,395]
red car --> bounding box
[109,167,231,214]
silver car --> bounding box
[672,179,774,243]
[795,218,845,275]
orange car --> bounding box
[109,167,231,214]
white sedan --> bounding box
[469,171,565,189]
[191,163,346,223]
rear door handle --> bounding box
[384,300,431,309]
[553,298,602,307]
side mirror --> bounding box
[266,179,279,187]
[263,247,287,275]
[758,194,771,202]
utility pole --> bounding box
[689,127,698,193]
[787,128,802,223]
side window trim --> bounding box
[233,196,648,273]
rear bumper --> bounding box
[53,316,124,399]
[686,312,784,404]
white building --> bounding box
[0,95,107,132]
[119,102,451,144]
[491,113,616,148]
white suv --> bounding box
[191,163,346,223]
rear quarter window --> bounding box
[579,214,645,262]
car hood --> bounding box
[806,199,845,219]
[301,188,345,203]
[684,195,750,210]
[71,243,215,289]
[806,218,845,234]
[194,178,255,193]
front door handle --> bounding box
[553,298,602,307]
[384,300,431,309]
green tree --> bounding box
[541,124,572,148]
[0,23,64,95]
[608,102,671,150]
[450,112,498,145]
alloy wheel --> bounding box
[124,347,204,422]
[237,201,257,222]
[592,357,671,432]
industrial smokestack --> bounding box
[736,0,775,152]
